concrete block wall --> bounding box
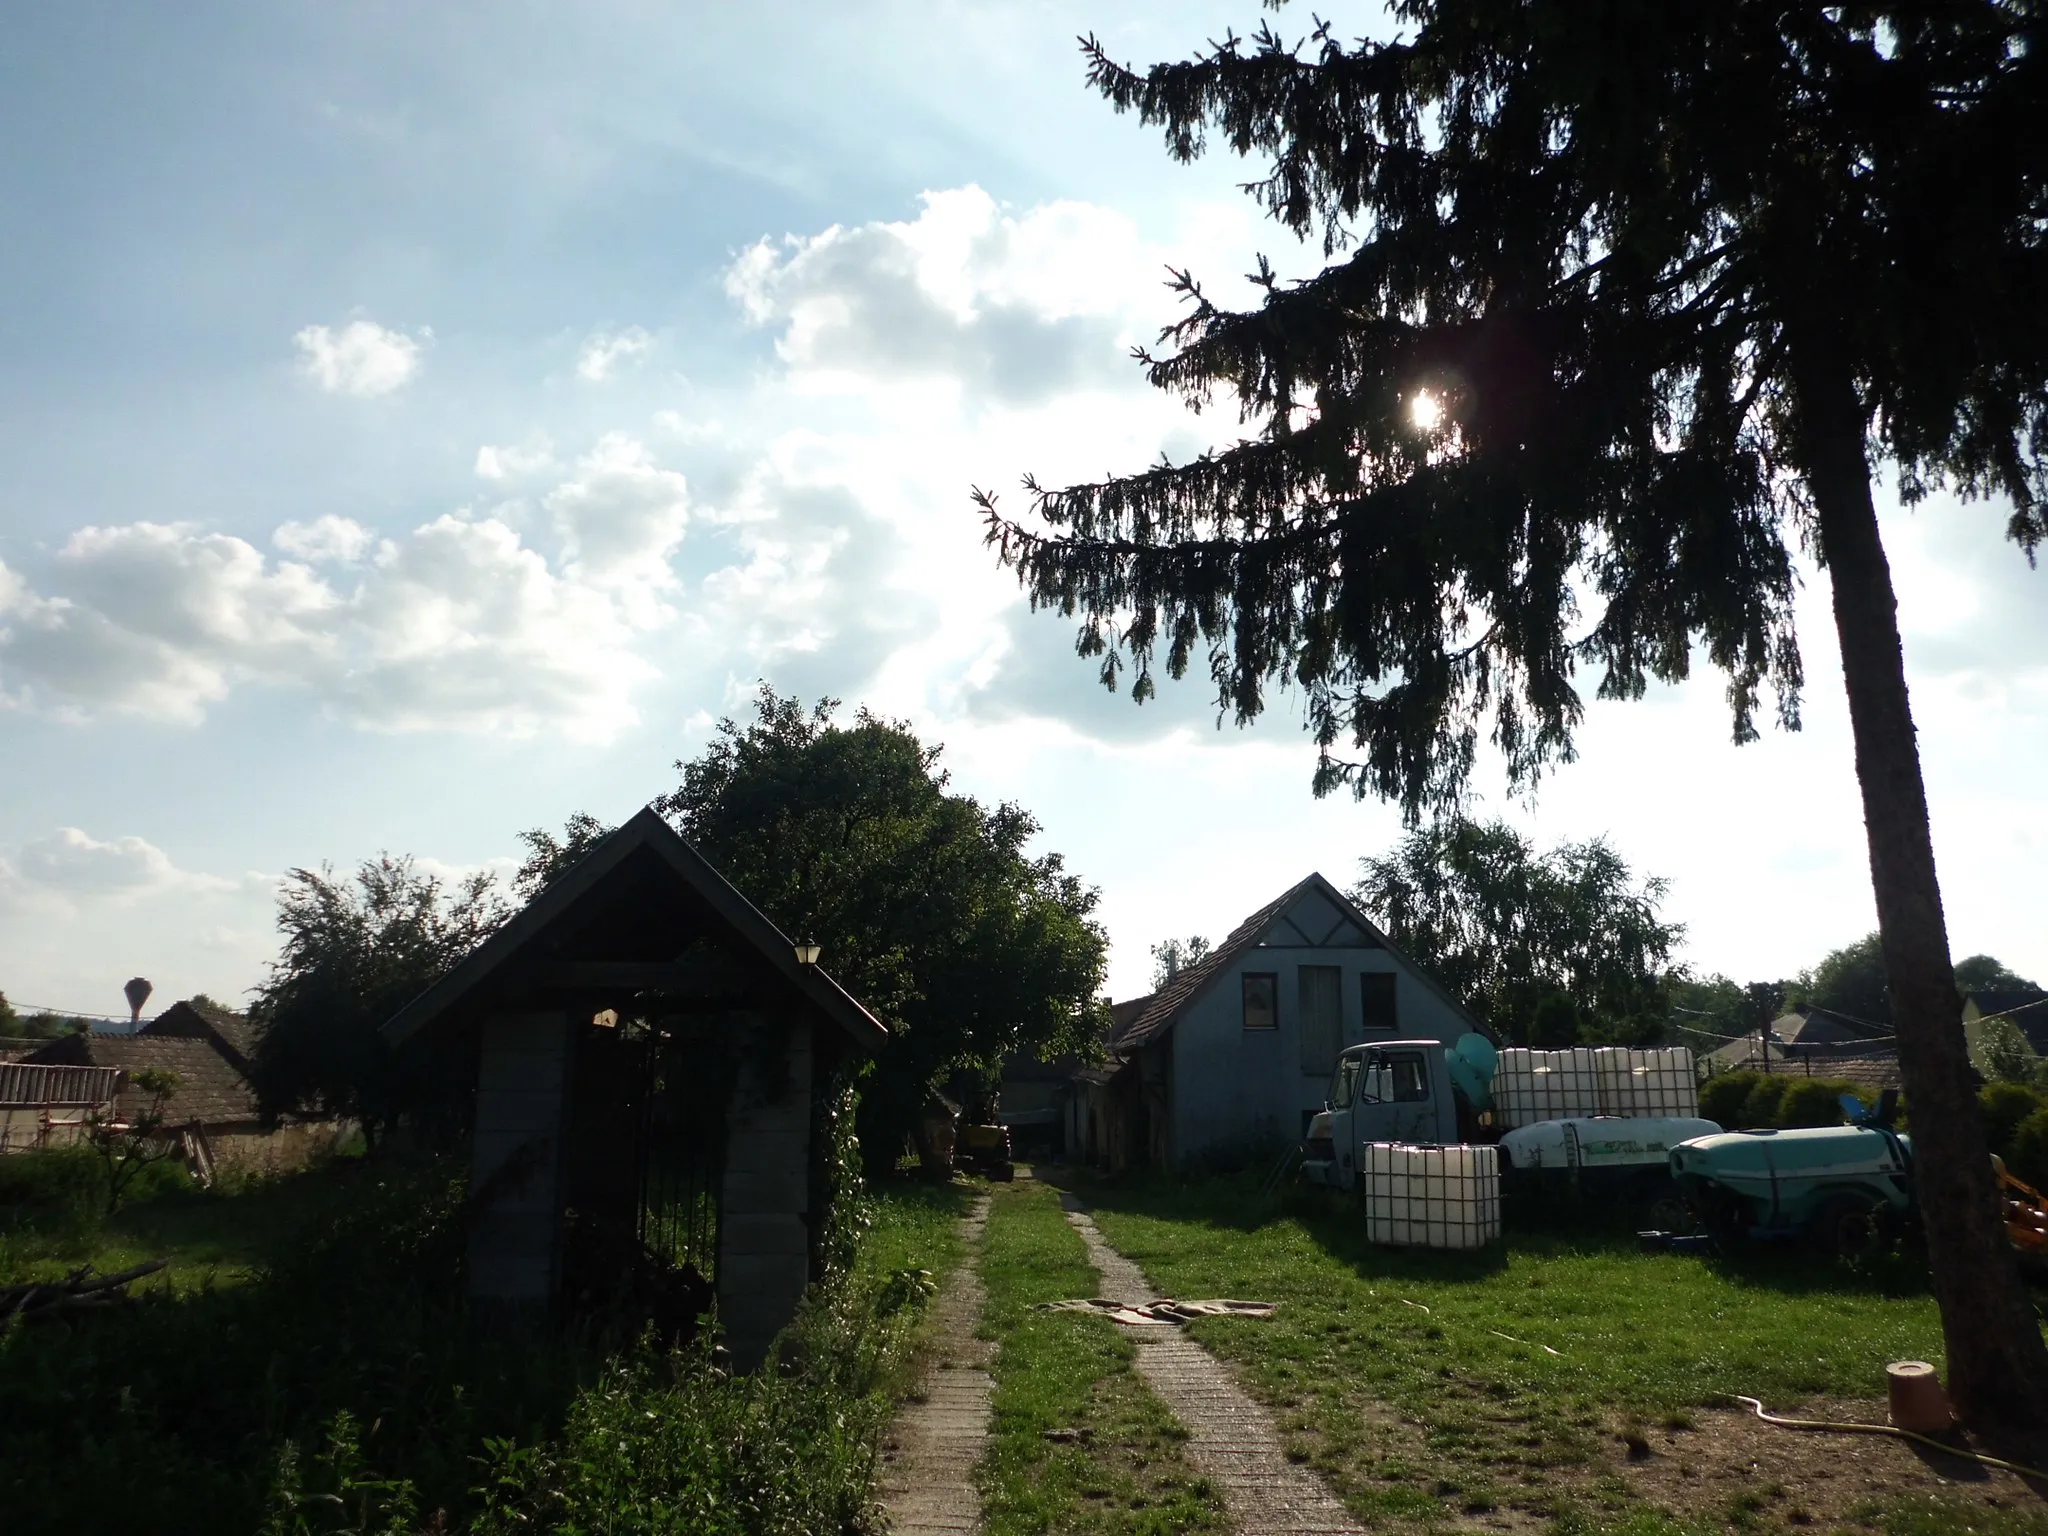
[717,1015,814,1370]
[468,1011,571,1304]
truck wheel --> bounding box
[1646,1190,1696,1236]
[1814,1195,1894,1261]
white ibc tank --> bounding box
[1493,1046,1698,1127]
[1361,1142,1502,1250]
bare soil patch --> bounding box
[1613,1397,2048,1530]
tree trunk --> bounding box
[1796,358,2048,1429]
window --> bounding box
[1360,971,1398,1033]
[1299,965,1343,1075]
[1242,972,1278,1030]
[1329,1053,1361,1109]
[1358,1051,1429,1104]
[1390,1053,1428,1102]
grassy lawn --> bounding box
[977,1175,1229,1536]
[1068,1170,2048,1536]
[0,1156,985,1535]
[0,1159,358,1290]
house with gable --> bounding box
[1100,873,1492,1170]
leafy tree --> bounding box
[88,1066,183,1213]
[514,811,613,898]
[1958,954,2044,995]
[1665,973,1787,1054]
[1149,935,1213,990]
[639,687,1109,1172]
[1792,932,1892,1025]
[0,989,17,1034]
[1977,1018,2044,1088]
[248,857,506,1150]
[1355,818,1680,1045]
[978,6,2048,1420]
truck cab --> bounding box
[1303,1040,1460,1191]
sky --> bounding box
[2,1,2043,1021]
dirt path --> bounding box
[1057,1192,1367,1536]
[878,1193,994,1536]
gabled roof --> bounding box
[1768,1005,1892,1047]
[381,807,887,1051]
[1112,873,1490,1052]
[143,999,258,1071]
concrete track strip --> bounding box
[1059,1193,1367,1536]
[878,1193,994,1535]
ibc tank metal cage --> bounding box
[1492,1047,1699,1128]
[1359,1142,1503,1250]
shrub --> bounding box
[0,1145,106,1218]
[1741,1074,1791,1129]
[1774,1078,1870,1128]
[1980,1083,2047,1161]
[2010,1107,2048,1194]
[1699,1070,1762,1128]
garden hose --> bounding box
[1725,1394,2047,1480]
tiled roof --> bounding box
[1114,884,1304,1052]
[22,1032,258,1126]
[142,999,259,1071]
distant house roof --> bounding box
[1111,873,1489,1054]
[1774,1005,1891,1048]
[382,806,887,1052]
[142,999,258,1071]
[1966,991,2048,1054]
[21,1032,259,1126]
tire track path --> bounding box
[878,1193,994,1535]
[1057,1192,1366,1536]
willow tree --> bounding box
[978,6,2048,1422]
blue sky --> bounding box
[3,2,2044,1019]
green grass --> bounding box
[1068,1170,2047,1536]
[978,1176,1228,1536]
[0,1155,358,1290]
[0,1158,977,1536]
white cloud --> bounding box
[295,319,424,397]
[12,828,232,898]
[474,440,558,480]
[0,437,693,738]
[274,515,375,564]
[576,327,652,381]
[725,185,1152,402]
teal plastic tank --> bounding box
[1668,1124,1913,1243]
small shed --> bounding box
[381,807,886,1369]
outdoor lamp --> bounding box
[794,941,822,966]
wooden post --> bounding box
[467,1011,572,1306]
[717,1015,813,1371]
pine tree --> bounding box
[979,5,2048,1423]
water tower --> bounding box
[124,976,153,1028]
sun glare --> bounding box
[1410,391,1444,432]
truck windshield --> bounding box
[1360,1052,1429,1105]
[1329,1055,1362,1108]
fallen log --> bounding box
[0,1259,169,1323]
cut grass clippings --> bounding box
[978,1176,1228,1536]
[1066,1170,2048,1536]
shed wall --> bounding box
[717,1015,813,1371]
[468,1011,572,1303]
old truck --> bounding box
[1302,1038,1715,1215]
